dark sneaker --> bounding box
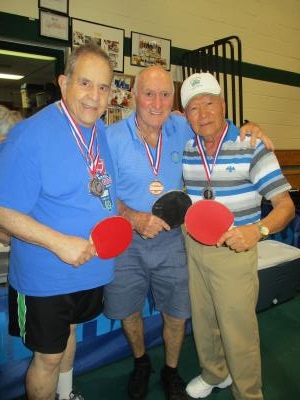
[161,368,188,400]
[128,358,153,399]
[56,390,84,400]
[69,390,84,400]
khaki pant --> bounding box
[185,233,263,400]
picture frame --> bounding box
[108,73,134,109]
[39,9,69,41]
[38,0,69,15]
[106,73,135,125]
[72,18,125,73]
[131,31,171,70]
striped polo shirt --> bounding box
[183,120,291,226]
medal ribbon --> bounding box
[60,99,99,176]
[195,122,228,185]
[135,115,162,177]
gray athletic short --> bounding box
[104,228,191,320]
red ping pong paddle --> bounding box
[91,216,133,259]
[184,199,234,245]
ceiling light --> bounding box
[0,50,56,61]
[0,73,24,80]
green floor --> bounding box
[18,296,300,399]
[72,296,300,400]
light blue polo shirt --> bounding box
[105,112,193,212]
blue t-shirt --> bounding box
[105,112,193,212]
[0,103,117,296]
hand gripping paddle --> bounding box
[91,216,133,259]
[184,199,234,245]
[152,190,192,228]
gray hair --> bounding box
[64,42,113,78]
[0,105,22,137]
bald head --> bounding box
[133,66,174,95]
[133,66,175,132]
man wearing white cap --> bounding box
[181,72,295,399]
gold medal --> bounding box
[149,180,164,195]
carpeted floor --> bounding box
[71,295,300,400]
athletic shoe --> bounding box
[128,356,153,399]
[161,367,188,400]
[56,390,84,400]
[186,374,232,398]
[69,390,84,400]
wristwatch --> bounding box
[258,222,269,240]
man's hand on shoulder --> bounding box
[0,231,11,247]
[240,121,274,151]
[171,110,184,117]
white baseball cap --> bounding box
[181,72,221,109]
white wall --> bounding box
[1,0,300,148]
[2,0,299,71]
[244,78,300,147]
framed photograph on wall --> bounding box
[39,9,69,41]
[109,73,134,108]
[105,73,135,125]
[72,18,125,72]
[38,0,69,15]
[131,31,171,70]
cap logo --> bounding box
[190,78,202,88]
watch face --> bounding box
[259,224,269,237]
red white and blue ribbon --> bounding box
[195,122,228,184]
[60,99,100,177]
[135,115,162,177]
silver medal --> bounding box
[203,186,215,200]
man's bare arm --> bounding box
[0,207,96,266]
[217,192,295,252]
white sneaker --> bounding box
[186,374,232,398]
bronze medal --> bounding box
[149,180,164,195]
[89,176,104,197]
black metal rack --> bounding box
[181,36,243,126]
